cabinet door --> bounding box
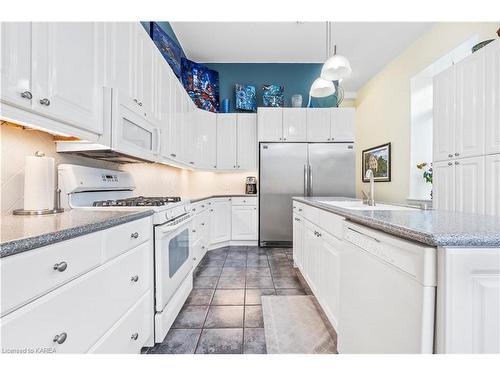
[183,98,196,166]
[155,56,172,160]
[0,22,32,109]
[433,68,455,162]
[31,22,104,135]
[303,220,322,294]
[331,108,355,142]
[485,39,500,155]
[217,114,237,170]
[306,108,331,142]
[282,108,306,141]
[103,22,135,100]
[455,48,485,159]
[433,160,456,211]
[485,154,500,217]
[455,156,485,215]
[134,24,155,119]
[231,206,257,240]
[292,214,304,270]
[210,199,231,244]
[257,107,283,141]
[195,109,217,169]
[168,80,183,161]
[321,233,341,329]
[237,114,257,170]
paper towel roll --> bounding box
[23,155,55,210]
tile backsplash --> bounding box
[1,122,255,213]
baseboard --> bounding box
[208,240,257,250]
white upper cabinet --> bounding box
[103,23,135,100]
[168,79,184,162]
[454,156,485,215]
[331,108,355,142]
[195,109,217,169]
[485,39,500,155]
[183,96,196,166]
[282,108,307,141]
[455,48,485,159]
[0,23,32,110]
[485,154,500,217]
[433,160,456,211]
[29,22,104,136]
[306,108,331,142]
[154,53,172,160]
[433,67,455,162]
[217,114,238,169]
[134,25,156,119]
[237,113,257,170]
[258,107,283,141]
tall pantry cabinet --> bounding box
[433,39,500,215]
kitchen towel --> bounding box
[23,155,55,210]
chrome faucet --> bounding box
[363,169,375,206]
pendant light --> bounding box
[321,22,352,81]
[309,22,336,98]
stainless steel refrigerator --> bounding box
[259,143,355,247]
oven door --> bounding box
[155,214,193,311]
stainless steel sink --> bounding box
[318,200,418,211]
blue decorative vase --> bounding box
[221,98,230,113]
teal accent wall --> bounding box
[143,22,338,112]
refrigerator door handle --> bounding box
[308,164,313,196]
[304,164,308,197]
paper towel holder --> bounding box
[13,151,65,215]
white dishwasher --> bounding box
[338,222,437,354]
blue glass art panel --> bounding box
[235,84,257,112]
[150,22,185,77]
[262,84,284,107]
[181,58,220,113]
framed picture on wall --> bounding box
[362,143,391,182]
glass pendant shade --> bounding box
[309,77,336,98]
[321,54,352,81]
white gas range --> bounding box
[58,164,194,343]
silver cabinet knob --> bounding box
[53,261,67,272]
[201,205,205,208]
[53,332,67,344]
[283,138,287,141]
[279,137,282,141]
[243,200,246,203]
[233,165,236,168]
[455,152,460,156]
[448,154,453,158]
[192,208,196,212]
[448,162,453,166]
[138,102,143,107]
[131,232,139,239]
[39,98,50,106]
[192,229,196,233]
[170,153,177,158]
[209,209,213,212]
[20,91,32,100]
[327,138,331,141]
[190,161,194,165]
[298,208,302,212]
[193,257,197,261]
[202,246,205,249]
[131,333,139,341]
[455,161,460,165]
[130,275,139,282]
[228,198,232,201]
[214,165,217,168]
[201,222,205,226]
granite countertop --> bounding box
[293,197,500,247]
[190,194,258,203]
[0,209,154,258]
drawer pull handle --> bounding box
[131,333,139,341]
[39,98,50,106]
[53,262,67,272]
[20,91,33,100]
[201,223,205,226]
[130,275,139,282]
[298,208,302,212]
[192,229,196,233]
[53,332,67,344]
[131,232,139,239]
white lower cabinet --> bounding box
[0,218,154,354]
[436,247,500,354]
[320,232,342,330]
[231,205,257,240]
[209,198,232,244]
[292,213,304,269]
[485,153,500,216]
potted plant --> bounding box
[417,162,433,198]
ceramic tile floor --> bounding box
[145,246,317,354]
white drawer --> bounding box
[102,217,151,261]
[88,290,153,353]
[232,196,257,206]
[1,232,102,317]
[302,204,320,223]
[317,209,345,240]
[1,242,151,353]
[190,200,209,214]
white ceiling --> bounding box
[170,22,434,92]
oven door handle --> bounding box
[157,215,193,234]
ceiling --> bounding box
[170,22,433,92]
